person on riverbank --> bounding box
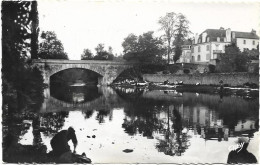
[50,127,78,157]
[227,137,257,164]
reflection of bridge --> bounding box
[32,59,134,85]
[40,87,126,113]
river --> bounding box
[3,84,259,163]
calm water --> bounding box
[9,85,260,163]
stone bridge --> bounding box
[32,59,134,85]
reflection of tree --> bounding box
[122,98,167,138]
[156,108,191,156]
[82,110,94,119]
[40,111,69,136]
[96,109,110,124]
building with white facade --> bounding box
[177,40,192,63]
[189,28,259,65]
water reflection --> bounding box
[3,85,259,163]
[50,84,102,104]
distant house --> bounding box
[189,28,259,65]
[177,40,192,63]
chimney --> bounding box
[194,33,199,44]
[226,28,231,42]
[202,32,207,43]
[251,29,256,34]
[232,32,236,39]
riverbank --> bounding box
[143,72,258,87]
[111,83,258,99]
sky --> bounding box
[38,0,260,60]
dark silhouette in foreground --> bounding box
[227,138,257,164]
[50,127,78,156]
[49,127,91,163]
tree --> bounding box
[30,1,39,59]
[243,46,259,60]
[93,43,114,60]
[158,12,178,64]
[81,49,93,60]
[217,43,249,72]
[38,31,68,59]
[108,46,113,54]
[122,31,165,63]
[2,1,42,101]
[158,12,191,63]
[173,14,191,62]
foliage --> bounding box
[2,1,44,109]
[30,1,39,59]
[38,31,68,59]
[216,43,250,72]
[243,47,259,60]
[81,49,93,60]
[93,43,114,60]
[158,12,191,63]
[208,64,216,73]
[158,12,177,64]
[113,54,125,62]
[138,64,166,74]
[113,68,143,83]
[122,31,165,63]
[173,14,191,62]
[2,1,35,85]
[167,64,182,74]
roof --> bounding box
[232,31,259,39]
[183,39,192,45]
[196,29,259,42]
[198,29,227,42]
[203,29,226,38]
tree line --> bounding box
[81,12,191,63]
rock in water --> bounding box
[123,149,133,153]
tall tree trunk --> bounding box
[31,1,39,59]
[167,39,171,64]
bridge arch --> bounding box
[49,67,104,85]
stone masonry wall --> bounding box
[143,73,259,86]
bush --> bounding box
[209,64,216,73]
[163,70,170,74]
[167,64,181,74]
[183,69,190,74]
[138,64,166,74]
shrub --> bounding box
[183,69,190,74]
[209,64,216,73]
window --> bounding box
[206,54,210,60]
[217,37,220,42]
[253,40,255,45]
[191,47,194,53]
[197,55,201,61]
[215,44,219,50]
[207,37,210,42]
[206,45,210,51]
[198,46,201,52]
[244,40,246,44]
[191,56,195,62]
